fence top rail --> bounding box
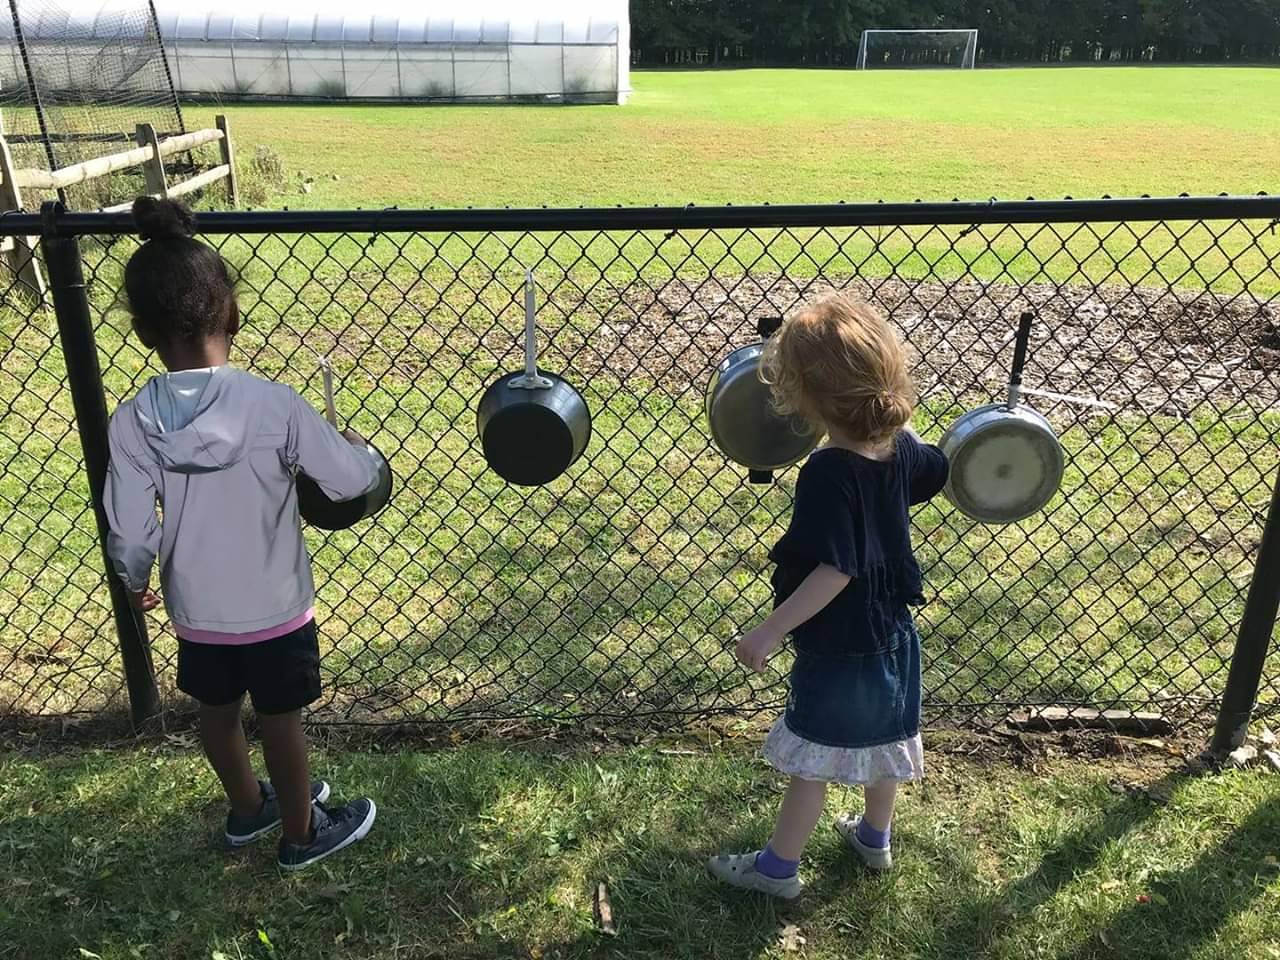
[7,194,1280,238]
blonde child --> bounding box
[708,293,948,898]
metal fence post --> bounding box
[1210,463,1280,756]
[40,203,160,727]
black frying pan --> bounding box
[297,358,394,530]
[476,271,591,487]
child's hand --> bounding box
[341,428,368,447]
[129,588,160,612]
[736,625,783,674]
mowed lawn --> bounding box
[190,67,1280,209]
[4,67,1280,720]
[2,736,1278,960]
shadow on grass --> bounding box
[1055,793,1280,960]
[5,742,1278,960]
[894,768,1208,960]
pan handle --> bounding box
[511,269,554,390]
[320,356,338,428]
[757,316,783,339]
[524,269,537,379]
[1007,311,1034,410]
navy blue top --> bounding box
[770,432,949,658]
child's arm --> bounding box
[286,391,380,502]
[736,564,851,673]
[103,418,162,610]
[903,429,949,504]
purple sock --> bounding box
[856,818,891,850]
[755,845,800,879]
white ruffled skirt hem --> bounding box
[762,717,925,786]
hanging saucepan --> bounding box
[706,315,820,483]
[297,357,394,531]
[476,270,592,486]
[939,312,1065,524]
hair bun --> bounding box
[133,196,196,241]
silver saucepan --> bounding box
[706,315,819,482]
[939,312,1065,525]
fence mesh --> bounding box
[1,201,1278,728]
[1,0,185,208]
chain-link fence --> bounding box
[2,198,1278,730]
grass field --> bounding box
[2,66,1279,724]
[189,68,1280,209]
[2,735,1277,960]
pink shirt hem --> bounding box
[177,608,315,646]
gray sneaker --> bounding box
[277,798,377,872]
[225,779,331,847]
[707,851,803,899]
[834,814,893,871]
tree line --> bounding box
[631,0,1280,66]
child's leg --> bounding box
[707,776,825,897]
[258,709,313,845]
[198,699,263,818]
[767,777,827,860]
[833,780,899,871]
[863,780,899,833]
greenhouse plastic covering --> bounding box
[3,0,630,103]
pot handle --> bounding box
[320,356,338,428]
[1008,311,1034,410]
[756,315,783,339]
[511,269,554,390]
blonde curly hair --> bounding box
[759,293,916,446]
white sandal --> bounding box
[834,814,893,871]
[707,850,803,899]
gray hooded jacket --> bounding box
[104,365,378,634]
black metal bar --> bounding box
[40,204,160,727]
[8,0,64,201]
[146,0,186,135]
[1210,463,1280,756]
[0,194,1276,238]
[1009,311,1035,389]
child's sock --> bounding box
[754,845,800,879]
[856,818,891,850]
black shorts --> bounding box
[176,620,321,715]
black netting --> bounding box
[1,202,1277,728]
[1,0,185,209]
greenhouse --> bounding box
[5,0,631,104]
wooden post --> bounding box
[215,114,238,208]
[0,123,46,299]
[134,123,168,199]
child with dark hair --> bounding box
[105,197,379,870]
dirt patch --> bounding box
[498,275,1280,420]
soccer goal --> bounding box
[856,30,978,69]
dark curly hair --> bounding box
[124,197,237,348]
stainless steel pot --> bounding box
[706,316,819,481]
[297,359,394,531]
[939,312,1064,524]
[476,271,591,487]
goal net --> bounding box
[856,30,978,69]
[1,0,188,208]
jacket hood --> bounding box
[132,366,260,474]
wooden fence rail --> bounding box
[0,115,238,299]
